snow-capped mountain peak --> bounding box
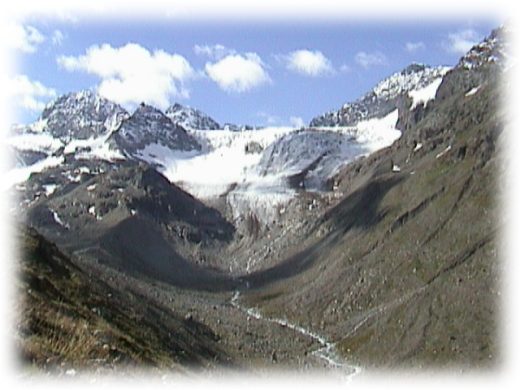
[38,89,129,141]
[457,27,509,70]
[107,103,201,156]
[165,103,221,130]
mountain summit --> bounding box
[108,103,201,157]
[38,90,129,141]
[165,103,221,130]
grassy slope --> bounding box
[15,227,230,372]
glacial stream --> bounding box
[230,291,361,379]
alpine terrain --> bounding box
[7,27,507,376]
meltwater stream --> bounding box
[230,291,361,379]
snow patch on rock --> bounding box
[465,86,481,97]
[409,77,444,110]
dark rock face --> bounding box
[257,129,367,190]
[108,104,201,156]
[309,64,449,128]
[39,90,129,140]
[166,103,221,130]
[26,162,236,290]
[401,27,506,149]
[244,141,264,154]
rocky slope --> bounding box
[241,27,506,368]
[25,162,237,290]
[16,226,229,372]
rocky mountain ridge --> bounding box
[309,63,450,128]
[36,90,129,141]
[107,103,201,157]
[166,103,221,130]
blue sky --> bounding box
[9,19,499,126]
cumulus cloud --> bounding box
[444,29,481,54]
[6,74,56,111]
[205,53,270,93]
[283,50,334,77]
[405,41,425,52]
[57,43,195,108]
[354,51,388,69]
[5,22,45,53]
[194,44,235,60]
[289,116,305,128]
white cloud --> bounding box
[51,30,65,46]
[205,53,270,93]
[283,50,334,77]
[57,43,195,108]
[6,74,56,112]
[444,29,481,54]
[405,41,425,52]
[354,51,387,69]
[194,44,234,60]
[5,22,45,53]
[289,116,305,128]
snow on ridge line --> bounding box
[257,110,401,195]
[66,134,126,161]
[7,119,123,163]
[6,132,63,153]
[2,155,64,191]
[187,126,295,152]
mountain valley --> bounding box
[6,27,508,376]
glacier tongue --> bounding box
[137,127,295,199]
[133,111,401,225]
